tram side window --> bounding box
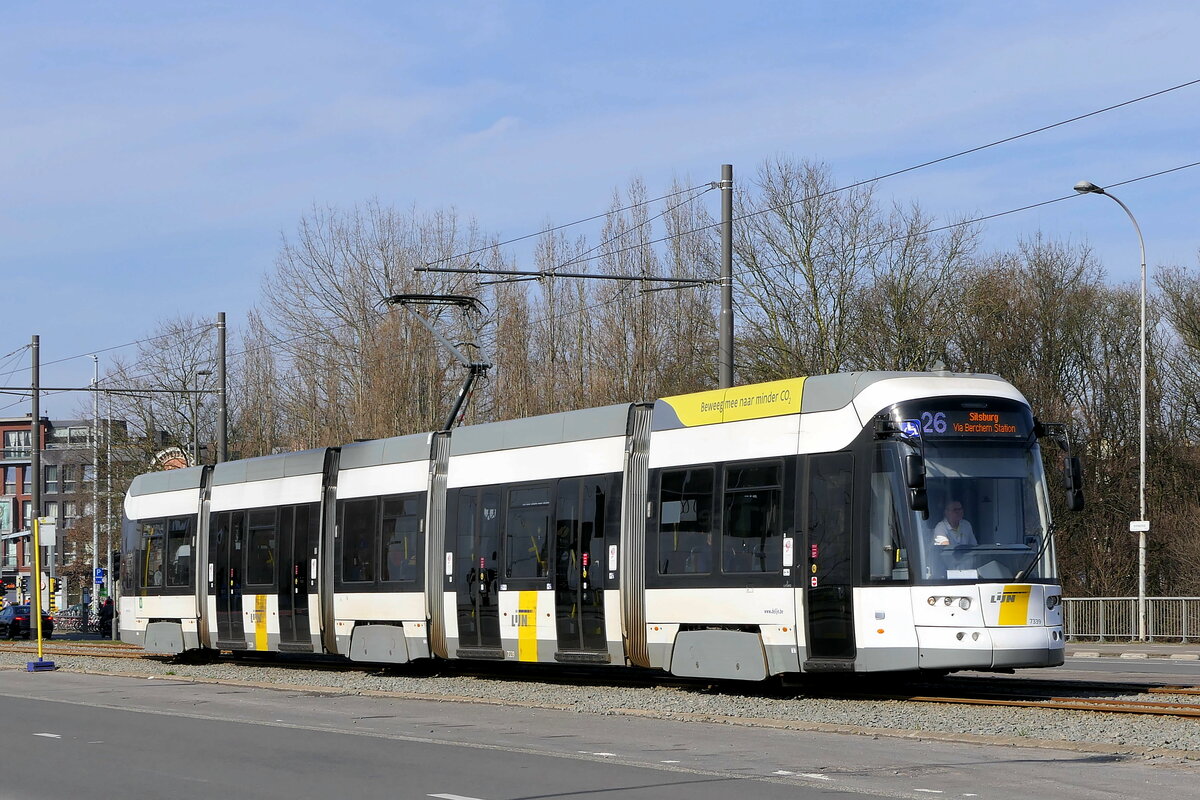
[341,498,377,583]
[556,479,581,588]
[507,486,550,579]
[868,448,908,582]
[120,514,137,593]
[139,519,166,588]
[246,509,277,586]
[722,462,782,574]
[382,495,421,582]
[658,467,714,575]
[166,517,193,587]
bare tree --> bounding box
[105,314,219,459]
[259,201,486,444]
[735,158,884,379]
[849,202,977,370]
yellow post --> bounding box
[32,518,44,654]
[27,517,55,671]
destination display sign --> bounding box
[898,408,1029,438]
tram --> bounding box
[120,371,1077,679]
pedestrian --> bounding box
[98,597,114,638]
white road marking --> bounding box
[590,752,616,757]
[773,770,795,775]
[914,791,944,795]
[33,733,61,739]
[797,773,832,781]
[429,794,486,800]
[660,760,680,763]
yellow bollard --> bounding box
[26,518,55,672]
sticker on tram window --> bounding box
[900,419,922,437]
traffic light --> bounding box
[111,551,120,581]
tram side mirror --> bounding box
[903,454,926,489]
[908,487,929,517]
[1063,456,1085,512]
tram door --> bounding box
[453,489,502,652]
[554,478,608,654]
[210,510,247,648]
[276,504,316,650]
[803,453,856,663]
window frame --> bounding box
[721,460,784,575]
[504,483,553,582]
[335,492,427,592]
[244,509,277,588]
[647,457,796,589]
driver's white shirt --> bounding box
[932,518,976,546]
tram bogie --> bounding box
[120,371,1071,679]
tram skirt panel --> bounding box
[349,624,410,663]
[669,630,768,681]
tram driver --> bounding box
[932,499,977,548]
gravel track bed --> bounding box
[5,651,1199,758]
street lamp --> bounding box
[1074,180,1149,641]
[192,370,212,466]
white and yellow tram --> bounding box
[120,371,1073,679]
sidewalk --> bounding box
[1066,641,1200,660]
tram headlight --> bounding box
[1046,594,1061,610]
[928,596,938,606]
[944,596,954,606]
[958,597,971,610]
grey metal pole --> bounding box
[718,163,734,388]
[1074,181,1148,641]
[91,355,99,615]
[30,336,45,599]
[190,386,198,465]
[217,311,227,463]
[1112,193,1150,644]
[191,381,200,466]
[105,390,114,633]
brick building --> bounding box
[0,415,50,597]
[1,415,126,605]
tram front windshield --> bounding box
[869,439,1056,585]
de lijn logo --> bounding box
[990,591,1021,604]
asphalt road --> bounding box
[2,670,1199,800]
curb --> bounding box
[1069,650,1200,660]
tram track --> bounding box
[0,640,147,659]
[7,640,1200,720]
[855,690,1200,719]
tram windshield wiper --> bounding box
[1014,522,1056,582]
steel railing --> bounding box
[1063,597,1200,642]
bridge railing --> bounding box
[1063,597,1200,642]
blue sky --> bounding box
[2,1,1197,414]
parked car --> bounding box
[0,605,54,639]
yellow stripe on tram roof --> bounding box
[658,377,805,427]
